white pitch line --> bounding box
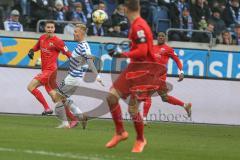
[0,147,15,152]
[0,147,137,160]
[0,147,103,160]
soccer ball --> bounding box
[92,10,108,24]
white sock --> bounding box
[65,99,83,118]
[61,121,69,126]
[55,102,68,122]
[70,102,83,116]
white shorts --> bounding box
[57,75,82,98]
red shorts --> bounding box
[160,73,167,81]
[34,70,57,93]
[112,62,166,99]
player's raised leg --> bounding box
[105,88,128,148]
[159,90,192,117]
[27,78,52,115]
[50,87,80,129]
[129,96,147,153]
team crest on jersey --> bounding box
[160,48,166,51]
[137,30,145,38]
[160,48,166,54]
[137,30,146,43]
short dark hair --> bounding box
[124,0,140,11]
[158,32,166,37]
[45,20,55,26]
[208,22,215,27]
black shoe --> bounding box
[42,109,53,116]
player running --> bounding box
[54,23,104,129]
[27,20,71,115]
[143,32,192,124]
[105,0,166,153]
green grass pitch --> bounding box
[0,114,240,160]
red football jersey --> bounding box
[153,44,183,70]
[33,34,70,71]
[123,17,155,62]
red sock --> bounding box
[65,107,78,121]
[110,104,124,134]
[31,88,50,110]
[167,95,184,106]
[132,112,144,141]
[143,98,152,117]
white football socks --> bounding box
[65,99,83,119]
[55,102,69,125]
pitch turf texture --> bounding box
[0,115,240,160]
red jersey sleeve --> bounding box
[32,39,40,52]
[168,47,183,71]
[123,25,148,59]
[55,39,71,58]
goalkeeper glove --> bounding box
[28,49,34,60]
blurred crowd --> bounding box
[0,0,240,45]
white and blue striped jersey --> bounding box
[4,20,23,32]
[68,41,91,78]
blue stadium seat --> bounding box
[156,19,171,33]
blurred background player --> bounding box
[4,9,23,32]
[143,32,192,124]
[54,23,104,129]
[27,20,71,115]
[106,0,165,153]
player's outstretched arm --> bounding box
[32,39,40,52]
[169,49,184,82]
[85,55,104,86]
[108,43,148,59]
[56,39,72,58]
[122,43,148,59]
[28,38,41,59]
[108,46,127,58]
